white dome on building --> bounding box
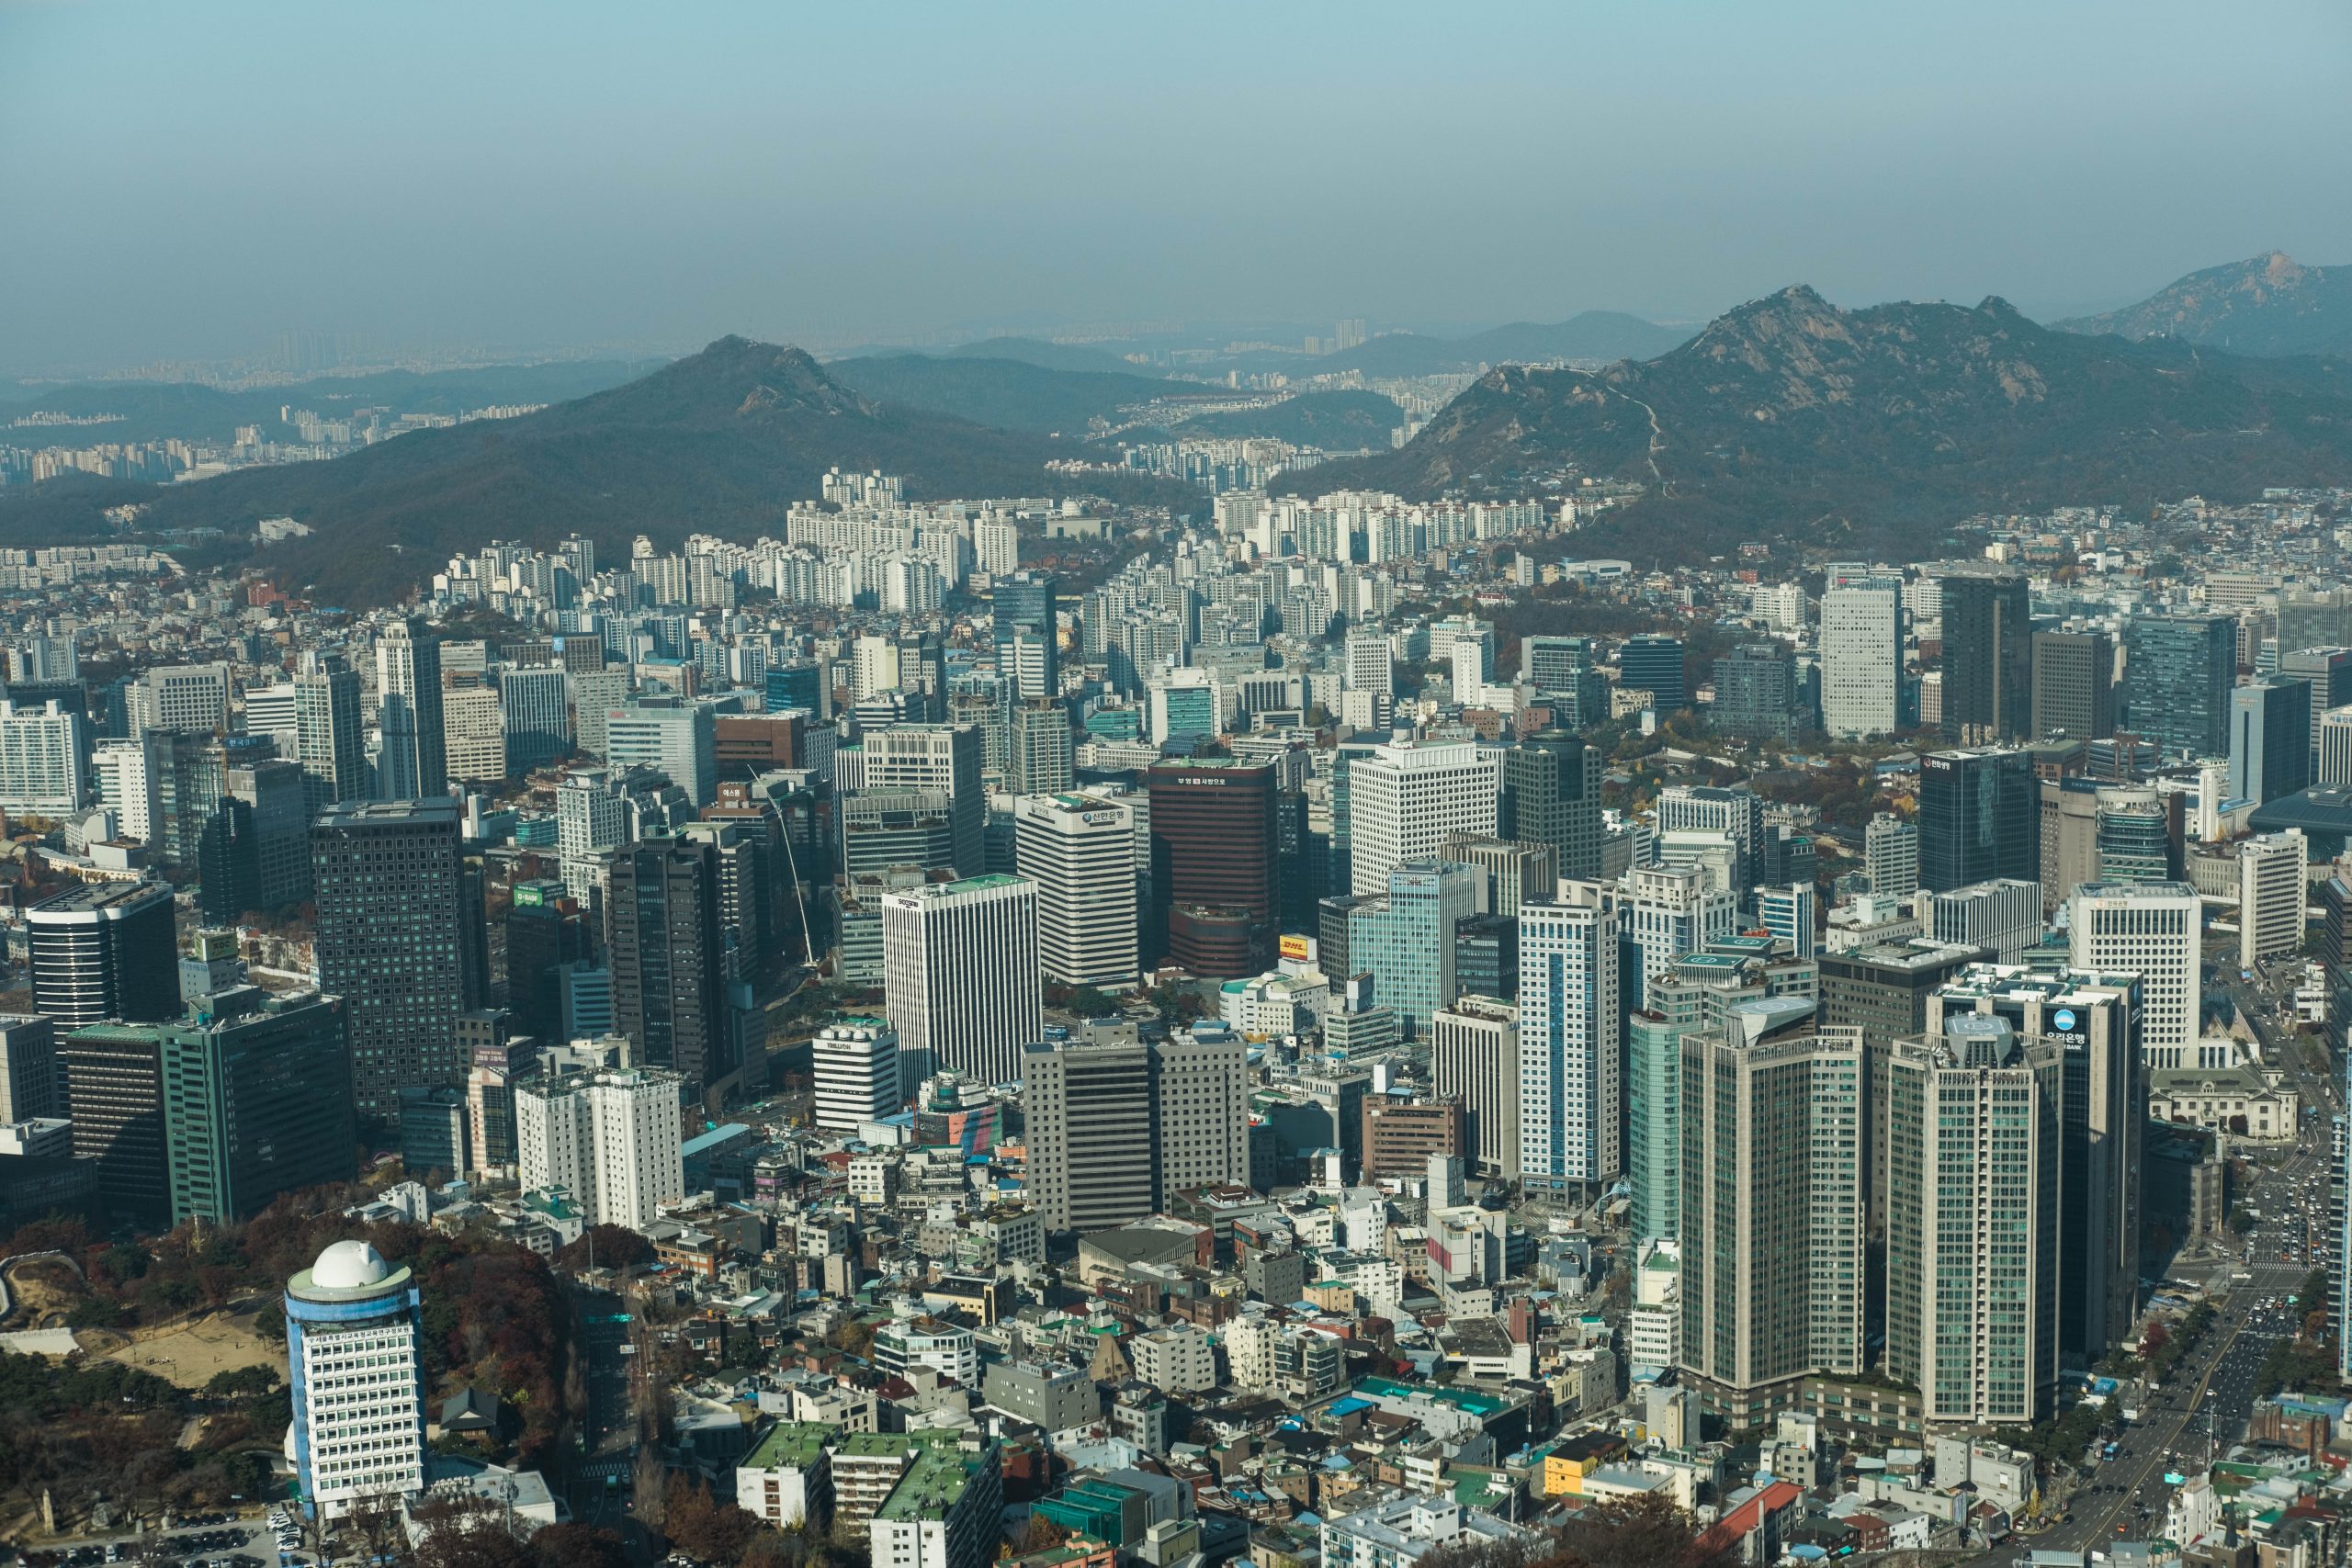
[311,1239,390,1291]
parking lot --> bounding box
[15,1512,295,1568]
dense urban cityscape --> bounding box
[8,7,2352,1568]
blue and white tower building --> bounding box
[285,1239,426,1518]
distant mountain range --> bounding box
[1289,285,2352,562]
[0,338,1182,604]
[2056,252,2352,359]
[1314,311,1696,377]
[0,360,657,446]
[829,354,1180,434]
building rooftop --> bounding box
[742,1420,838,1472]
[874,1443,989,1522]
[29,878,171,918]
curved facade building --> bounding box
[286,1240,426,1519]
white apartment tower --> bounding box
[1347,739,1501,896]
[514,1064,686,1230]
[1517,898,1622,1193]
[882,874,1044,1088]
[1013,792,1139,990]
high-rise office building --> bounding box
[1937,569,2031,744]
[606,836,736,1095]
[1498,731,1602,881]
[505,881,593,1043]
[1148,757,1280,977]
[1676,1001,1867,1427]
[2030,629,2114,740]
[1619,636,1687,715]
[1346,860,1481,1037]
[1023,1024,1249,1233]
[1618,863,1740,1007]
[28,879,179,1028]
[1884,1015,2062,1427]
[159,988,356,1224]
[1865,811,1918,898]
[993,570,1060,701]
[0,698,87,817]
[606,696,720,807]
[2239,831,2309,969]
[1820,578,1902,739]
[514,1061,685,1230]
[1757,883,1818,959]
[285,1240,426,1519]
[127,661,232,738]
[1626,1010,1685,1246]
[1815,938,1987,1232]
[1431,997,1520,1182]
[0,1015,58,1122]
[1014,792,1139,990]
[883,874,1043,1088]
[291,657,369,814]
[1656,784,1766,889]
[1928,878,2042,964]
[1010,698,1074,796]
[2069,881,2200,1064]
[813,1018,902,1132]
[373,625,446,800]
[1521,636,1606,728]
[440,676,506,784]
[1517,898,1621,1195]
[499,664,574,775]
[1929,964,2140,1366]
[2123,614,2235,761]
[2093,785,2172,885]
[223,750,311,907]
[2322,706,2352,786]
[1440,835,1557,920]
[2229,676,2312,806]
[1710,643,1800,745]
[861,725,985,876]
[2278,647,2352,774]
[1347,739,1498,897]
[58,1021,168,1224]
[311,799,483,1122]
[1917,747,2037,892]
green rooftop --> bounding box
[743,1421,838,1472]
[875,1443,986,1522]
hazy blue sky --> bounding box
[6,0,2351,373]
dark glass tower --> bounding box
[1917,747,2038,892]
[1939,570,2032,744]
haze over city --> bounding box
[6,0,2352,374]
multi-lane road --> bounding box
[1975,958,2341,1564]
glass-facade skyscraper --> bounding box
[1918,747,2038,892]
[2123,614,2235,761]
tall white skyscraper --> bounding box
[2238,831,2308,969]
[127,661,232,737]
[1517,898,1622,1194]
[2069,880,2201,1065]
[1013,792,1139,989]
[293,657,369,811]
[882,874,1044,1088]
[1820,580,1901,739]
[1347,739,1500,896]
[90,732,169,844]
[514,1063,685,1230]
